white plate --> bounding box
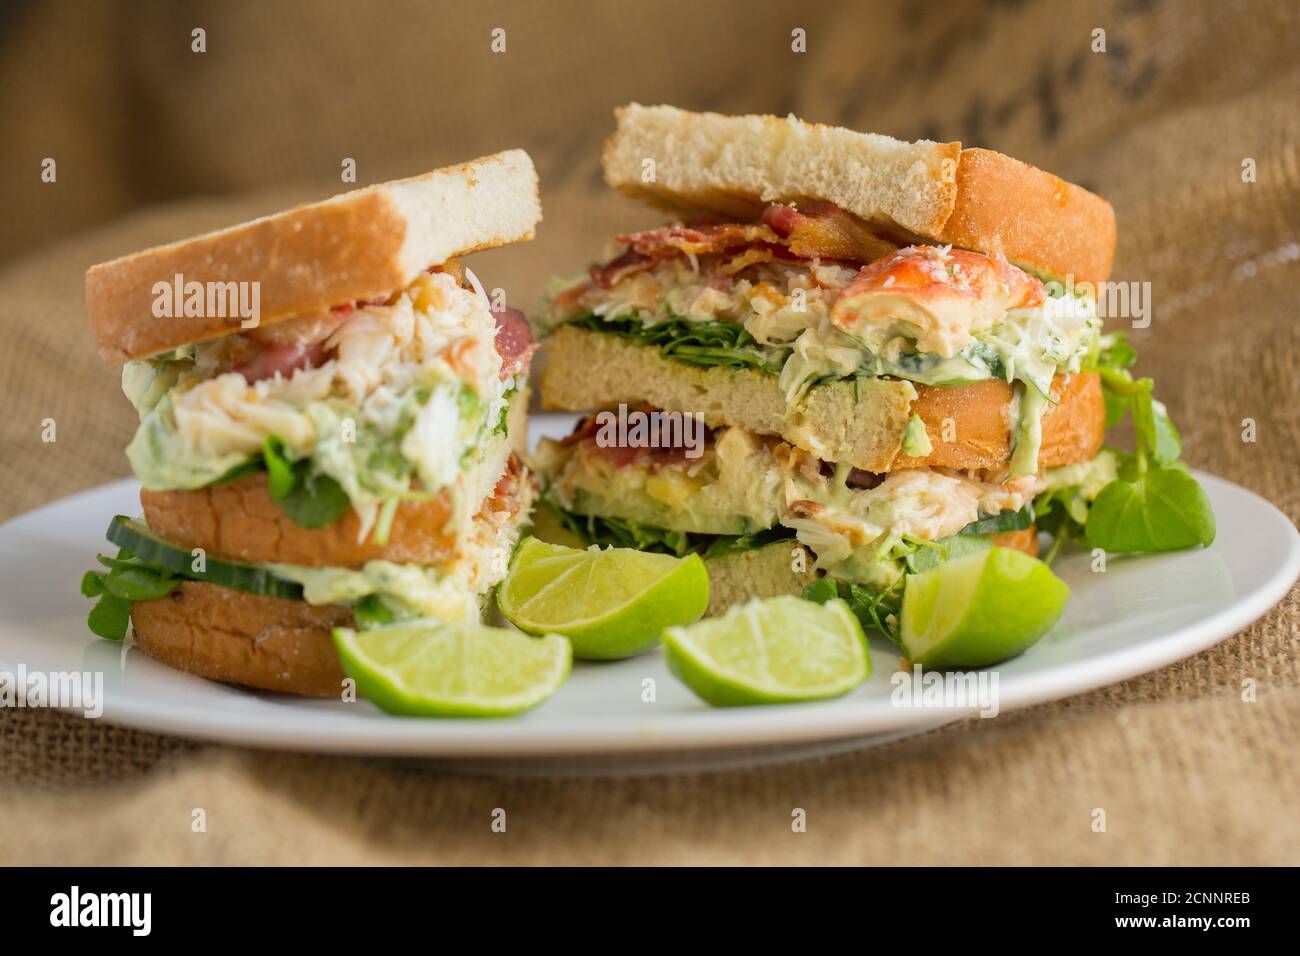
[1,415,1296,771]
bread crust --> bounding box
[141,450,528,569]
[939,149,1116,284]
[540,326,1104,472]
[87,151,542,364]
[130,582,352,698]
[894,370,1105,471]
[141,473,458,568]
[601,105,1115,283]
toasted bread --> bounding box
[539,326,1104,473]
[131,583,354,698]
[603,105,1114,282]
[86,150,542,364]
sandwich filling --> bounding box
[536,202,1100,476]
[535,412,1117,630]
[124,265,535,541]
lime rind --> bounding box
[499,537,709,660]
[333,621,571,718]
[899,546,1069,669]
[664,596,870,707]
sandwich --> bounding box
[81,151,544,697]
[532,105,1212,635]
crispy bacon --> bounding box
[232,342,327,384]
[612,223,781,259]
[787,499,824,519]
[589,248,654,290]
[491,306,536,379]
[761,201,897,264]
[485,454,526,519]
[575,202,895,297]
[233,307,353,382]
[816,459,886,490]
[847,468,885,491]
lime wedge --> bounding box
[663,596,870,706]
[498,536,709,660]
[900,546,1069,669]
[332,621,571,717]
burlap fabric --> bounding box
[1,0,1297,864]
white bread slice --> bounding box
[87,150,542,364]
[604,104,960,238]
[539,326,1105,473]
[602,104,1115,283]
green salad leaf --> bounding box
[700,525,798,560]
[1085,466,1215,552]
[81,548,182,641]
[549,500,796,559]
[1071,333,1215,554]
[956,504,1036,537]
[804,577,905,646]
[262,436,352,528]
[352,594,399,629]
[566,314,785,373]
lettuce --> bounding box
[566,314,785,373]
[1044,332,1216,555]
[549,501,795,559]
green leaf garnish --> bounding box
[1064,335,1216,555]
[1085,466,1216,552]
[261,435,352,528]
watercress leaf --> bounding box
[1085,468,1216,553]
[1097,367,1145,396]
[844,581,904,646]
[274,472,352,528]
[211,457,263,486]
[802,578,839,605]
[102,565,180,601]
[262,436,298,499]
[1128,379,1158,456]
[1152,401,1183,464]
[80,570,106,598]
[1095,333,1137,371]
[353,594,398,629]
[87,593,132,641]
[959,504,1036,536]
[96,550,140,571]
[701,525,796,560]
[1102,390,1129,428]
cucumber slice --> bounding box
[105,515,303,601]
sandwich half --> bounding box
[82,151,543,697]
[532,106,1123,630]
